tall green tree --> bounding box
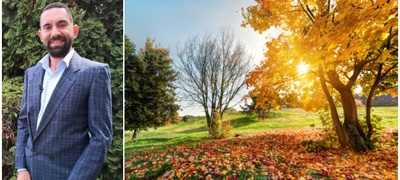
[125,37,180,140]
[2,0,123,179]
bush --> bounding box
[221,121,233,139]
[210,110,222,138]
[225,107,239,115]
[359,114,383,134]
[2,77,23,179]
[182,115,195,122]
[318,109,339,149]
[359,114,384,149]
[210,110,232,139]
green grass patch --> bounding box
[357,107,398,127]
[228,108,321,134]
[125,107,397,156]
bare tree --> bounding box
[177,28,252,135]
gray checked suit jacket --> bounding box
[15,52,113,180]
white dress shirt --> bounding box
[36,49,74,129]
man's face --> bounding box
[38,7,79,58]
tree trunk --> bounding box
[318,66,348,148]
[339,90,369,152]
[366,64,382,138]
[327,70,369,152]
[131,129,138,140]
[206,116,213,135]
[204,107,213,135]
[355,118,367,139]
[211,109,222,138]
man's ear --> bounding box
[73,25,79,39]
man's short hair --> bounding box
[41,2,74,24]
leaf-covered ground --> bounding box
[125,128,398,179]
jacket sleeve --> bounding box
[68,64,113,180]
[15,70,30,170]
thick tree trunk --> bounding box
[327,70,369,152]
[339,90,369,152]
[132,129,138,140]
[211,109,222,138]
[318,66,348,148]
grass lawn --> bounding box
[125,108,319,153]
[124,107,397,179]
[125,107,397,154]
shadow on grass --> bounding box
[177,125,208,134]
[230,115,258,128]
[178,114,260,133]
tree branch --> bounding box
[299,1,314,23]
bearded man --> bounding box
[15,2,113,180]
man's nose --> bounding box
[50,26,62,37]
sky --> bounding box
[125,0,272,116]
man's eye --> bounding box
[59,23,68,27]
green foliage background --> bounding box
[2,0,123,179]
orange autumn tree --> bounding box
[242,0,397,152]
[245,35,301,118]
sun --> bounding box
[354,85,363,94]
[297,62,309,75]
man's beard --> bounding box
[44,35,72,58]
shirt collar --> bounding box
[38,49,75,71]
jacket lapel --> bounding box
[33,53,82,140]
[28,64,45,137]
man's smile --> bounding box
[50,39,64,45]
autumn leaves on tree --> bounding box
[242,0,397,152]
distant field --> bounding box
[125,107,398,154]
[356,107,398,127]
